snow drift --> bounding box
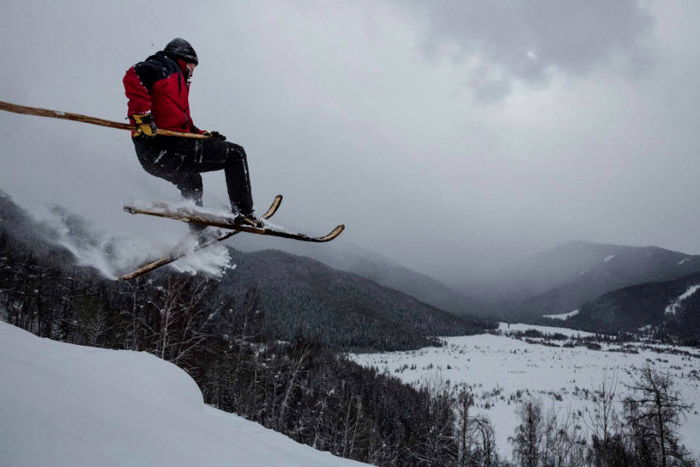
[0,321,366,467]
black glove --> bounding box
[132,113,158,137]
[204,130,226,141]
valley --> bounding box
[352,322,700,460]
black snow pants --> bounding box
[133,135,254,214]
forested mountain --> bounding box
[561,271,700,342]
[217,248,487,350]
[477,240,700,320]
[232,232,483,316]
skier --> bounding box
[123,38,262,228]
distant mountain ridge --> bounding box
[562,271,700,342]
[480,240,700,320]
[230,232,483,315]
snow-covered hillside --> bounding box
[0,321,367,467]
[352,323,700,460]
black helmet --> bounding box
[163,38,198,65]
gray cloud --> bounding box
[402,0,654,99]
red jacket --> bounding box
[123,52,201,135]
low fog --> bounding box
[2,1,700,289]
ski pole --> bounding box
[0,100,208,139]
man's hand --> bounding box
[132,113,158,137]
[203,130,226,141]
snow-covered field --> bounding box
[351,323,700,460]
[0,321,366,467]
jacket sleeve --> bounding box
[123,65,152,117]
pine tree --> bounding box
[623,366,694,467]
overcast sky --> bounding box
[1,1,699,287]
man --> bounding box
[123,38,261,228]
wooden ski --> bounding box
[123,201,344,245]
[118,195,283,281]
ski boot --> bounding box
[234,211,265,229]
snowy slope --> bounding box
[0,321,367,467]
[352,324,700,460]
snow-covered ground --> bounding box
[0,321,367,467]
[351,323,700,460]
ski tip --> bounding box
[261,194,284,219]
[270,194,283,208]
[123,206,137,214]
[319,224,345,242]
[118,272,135,281]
